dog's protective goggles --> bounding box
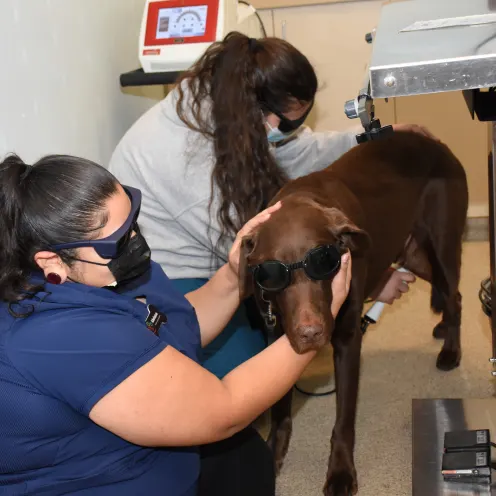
[249,244,341,292]
[49,185,142,259]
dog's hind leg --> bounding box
[401,231,453,342]
[400,229,461,342]
[415,172,468,371]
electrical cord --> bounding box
[295,383,335,397]
[238,0,267,37]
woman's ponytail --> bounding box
[0,155,32,303]
[208,33,287,238]
[176,31,317,253]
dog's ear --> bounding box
[323,207,371,254]
[238,233,257,301]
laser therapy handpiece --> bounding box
[360,267,411,334]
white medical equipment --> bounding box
[361,267,411,332]
[139,0,264,73]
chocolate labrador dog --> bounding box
[239,131,468,495]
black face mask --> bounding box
[68,227,152,286]
[107,229,152,285]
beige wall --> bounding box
[259,0,490,218]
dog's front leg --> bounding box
[267,388,293,474]
[324,286,363,496]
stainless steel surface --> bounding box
[383,75,397,88]
[400,13,496,33]
[344,98,358,119]
[369,0,496,98]
[413,399,496,495]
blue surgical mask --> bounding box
[266,120,295,144]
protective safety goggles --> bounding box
[249,244,341,293]
[261,100,314,133]
[49,185,142,260]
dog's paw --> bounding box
[323,469,358,496]
[432,322,448,340]
[267,416,293,475]
[436,347,461,371]
[324,447,357,496]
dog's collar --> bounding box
[262,302,277,331]
[260,290,277,340]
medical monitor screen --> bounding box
[156,5,208,39]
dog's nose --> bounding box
[297,324,324,342]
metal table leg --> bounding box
[490,122,496,376]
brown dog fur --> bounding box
[239,131,468,495]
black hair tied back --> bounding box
[0,153,119,316]
[18,162,33,184]
[0,155,30,307]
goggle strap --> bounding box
[64,254,110,267]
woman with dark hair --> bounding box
[0,153,352,494]
[109,32,422,378]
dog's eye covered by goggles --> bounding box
[49,185,142,259]
[249,245,342,293]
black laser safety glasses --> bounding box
[261,100,314,133]
[249,244,341,293]
[49,185,141,259]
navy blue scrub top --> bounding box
[0,261,202,495]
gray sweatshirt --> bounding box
[108,86,358,279]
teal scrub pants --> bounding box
[170,278,266,379]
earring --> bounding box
[46,273,62,285]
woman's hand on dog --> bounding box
[393,123,440,142]
[228,201,282,278]
[330,252,352,318]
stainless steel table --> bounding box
[413,399,496,495]
[362,0,496,373]
[369,0,496,99]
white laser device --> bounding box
[361,267,411,331]
[139,0,264,73]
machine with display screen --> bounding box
[139,0,264,73]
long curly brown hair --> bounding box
[175,31,318,249]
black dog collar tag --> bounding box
[145,304,167,335]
